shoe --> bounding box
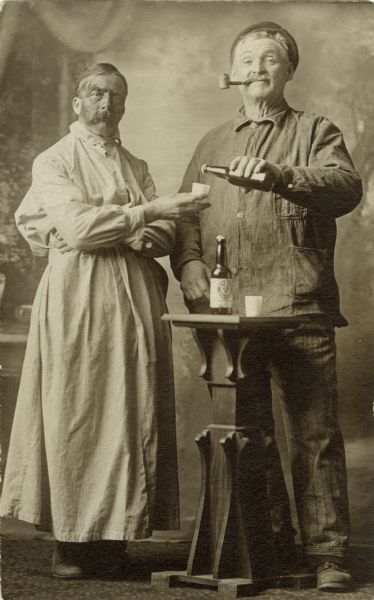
[52,541,86,579]
[317,561,352,592]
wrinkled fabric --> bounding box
[1,122,179,542]
[242,324,350,558]
[32,1,131,53]
[171,101,362,324]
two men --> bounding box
[172,22,362,591]
[2,21,361,592]
[0,63,209,578]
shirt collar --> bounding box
[70,120,121,147]
[234,100,290,132]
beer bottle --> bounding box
[210,235,233,315]
[201,164,272,191]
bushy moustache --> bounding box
[249,77,269,84]
[236,77,270,87]
[80,104,124,126]
[94,108,113,122]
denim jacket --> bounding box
[171,102,362,325]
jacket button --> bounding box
[237,212,244,219]
[287,183,294,190]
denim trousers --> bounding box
[242,324,350,560]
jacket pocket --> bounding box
[274,193,307,219]
[291,246,328,298]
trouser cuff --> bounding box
[304,551,348,570]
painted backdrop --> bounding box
[1,1,373,544]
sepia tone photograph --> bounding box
[0,1,373,599]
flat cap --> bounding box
[230,21,299,71]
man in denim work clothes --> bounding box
[171,22,362,591]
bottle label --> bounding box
[210,278,233,309]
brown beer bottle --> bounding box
[210,235,233,314]
[201,164,272,191]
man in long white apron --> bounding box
[0,63,210,578]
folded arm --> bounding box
[30,155,146,252]
[17,153,208,256]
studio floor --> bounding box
[1,526,374,600]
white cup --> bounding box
[245,295,263,317]
[192,182,210,196]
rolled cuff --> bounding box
[122,204,146,251]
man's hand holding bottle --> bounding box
[202,157,282,192]
[181,236,232,315]
[229,156,282,191]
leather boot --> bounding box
[317,561,353,591]
[52,541,86,579]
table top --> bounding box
[162,313,327,330]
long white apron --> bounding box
[1,125,179,541]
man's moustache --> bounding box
[96,110,113,121]
[248,77,268,84]
[219,74,269,88]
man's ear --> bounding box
[72,97,81,116]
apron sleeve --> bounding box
[131,160,176,257]
[31,154,146,251]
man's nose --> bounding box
[250,58,265,73]
[101,93,112,108]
